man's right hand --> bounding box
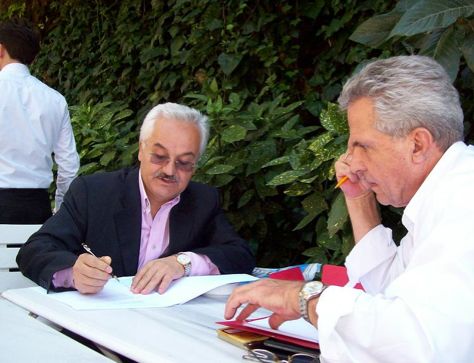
[334,152,371,199]
[72,253,113,294]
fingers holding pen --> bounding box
[73,253,112,294]
[335,152,356,187]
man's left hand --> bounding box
[131,256,184,294]
[225,279,304,329]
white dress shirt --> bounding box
[317,142,474,363]
[0,63,79,210]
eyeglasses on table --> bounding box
[242,347,320,363]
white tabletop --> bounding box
[0,298,112,363]
[3,288,249,363]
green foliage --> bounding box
[70,102,139,174]
[10,0,468,268]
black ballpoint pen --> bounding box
[81,243,120,282]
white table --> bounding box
[0,298,112,363]
[2,288,249,363]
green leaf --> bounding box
[100,150,116,166]
[238,190,255,208]
[461,33,474,72]
[350,12,402,47]
[209,79,218,93]
[283,182,312,197]
[213,174,235,187]
[301,192,328,216]
[206,164,235,175]
[319,103,347,134]
[390,0,474,37]
[267,170,309,186]
[262,156,290,168]
[308,133,333,154]
[221,125,247,143]
[317,231,342,251]
[432,26,462,81]
[78,162,98,175]
[327,192,348,236]
[293,212,317,231]
[218,53,243,75]
[246,140,277,175]
[302,246,327,263]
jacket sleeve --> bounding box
[179,186,255,274]
[17,177,88,291]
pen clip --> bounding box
[81,243,93,255]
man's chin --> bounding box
[374,193,390,206]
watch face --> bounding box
[303,281,324,295]
[177,253,191,265]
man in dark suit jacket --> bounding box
[17,103,255,294]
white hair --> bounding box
[139,102,209,156]
[338,55,464,151]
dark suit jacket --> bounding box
[17,167,255,291]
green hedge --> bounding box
[3,0,473,267]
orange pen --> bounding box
[335,175,349,189]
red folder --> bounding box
[321,264,364,290]
[268,267,305,281]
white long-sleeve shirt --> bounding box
[0,63,79,210]
[317,142,474,363]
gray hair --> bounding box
[139,102,209,156]
[338,55,464,151]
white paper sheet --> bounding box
[36,274,258,310]
[248,316,319,342]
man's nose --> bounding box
[161,159,176,175]
[348,150,365,175]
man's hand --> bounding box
[225,279,304,329]
[72,253,113,294]
[335,152,371,199]
[131,255,184,294]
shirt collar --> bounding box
[403,141,466,230]
[1,62,30,76]
[138,169,180,213]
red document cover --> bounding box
[321,264,364,290]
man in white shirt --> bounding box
[0,19,79,223]
[225,55,474,362]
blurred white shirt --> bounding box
[317,142,474,362]
[0,63,79,210]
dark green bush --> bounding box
[3,0,472,267]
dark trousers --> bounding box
[0,188,52,224]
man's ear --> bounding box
[410,127,435,163]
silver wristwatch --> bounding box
[298,281,327,322]
[176,253,192,276]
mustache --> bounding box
[153,171,178,182]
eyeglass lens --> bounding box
[243,348,319,363]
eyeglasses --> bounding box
[148,153,196,172]
[243,348,319,363]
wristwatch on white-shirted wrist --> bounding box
[176,253,192,276]
[298,281,327,322]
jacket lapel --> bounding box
[114,168,141,276]
[167,185,195,256]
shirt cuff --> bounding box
[184,252,220,276]
[52,267,75,288]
